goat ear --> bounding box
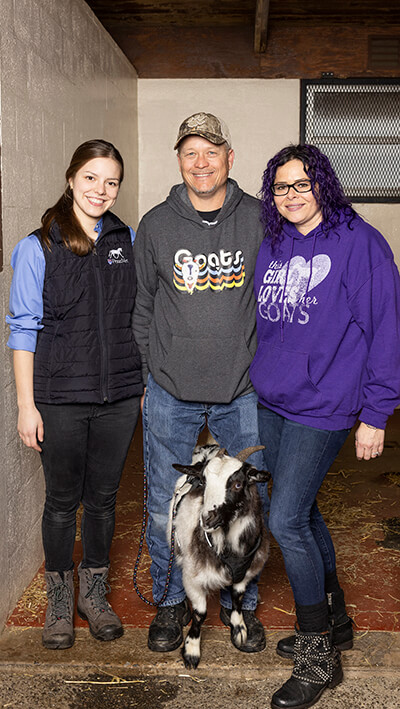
[172,461,204,478]
[246,467,271,484]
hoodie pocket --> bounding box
[250,345,322,414]
[160,333,253,402]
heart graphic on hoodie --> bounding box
[278,255,331,305]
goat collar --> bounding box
[204,532,262,585]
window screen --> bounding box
[301,79,400,203]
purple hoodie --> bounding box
[250,212,400,431]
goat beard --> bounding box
[201,514,223,532]
[201,507,241,533]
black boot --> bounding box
[148,599,191,652]
[276,590,353,659]
[326,589,353,649]
[271,628,343,709]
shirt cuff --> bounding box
[7,331,37,353]
[359,407,388,430]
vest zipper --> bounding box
[93,249,109,401]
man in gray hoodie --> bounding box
[133,112,267,654]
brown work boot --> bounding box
[77,563,123,641]
[42,570,75,649]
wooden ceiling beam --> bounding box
[254,0,270,53]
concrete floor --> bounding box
[0,627,399,707]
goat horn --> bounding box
[216,447,227,458]
[235,445,265,462]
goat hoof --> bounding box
[231,625,248,648]
[221,607,266,653]
[182,635,201,669]
[182,648,200,670]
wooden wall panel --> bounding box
[112,23,400,78]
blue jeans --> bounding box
[38,397,140,571]
[258,407,350,607]
[143,374,268,609]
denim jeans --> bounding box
[37,397,140,571]
[143,374,268,609]
[258,406,350,607]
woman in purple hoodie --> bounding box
[250,144,400,709]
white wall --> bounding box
[0,0,138,630]
[137,78,400,267]
[137,79,299,218]
[358,203,400,267]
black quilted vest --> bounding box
[33,213,143,404]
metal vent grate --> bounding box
[368,36,400,70]
[301,79,400,203]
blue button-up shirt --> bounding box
[6,219,135,352]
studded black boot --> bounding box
[276,589,353,659]
[271,627,343,709]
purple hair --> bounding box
[259,144,356,249]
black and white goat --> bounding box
[169,444,270,669]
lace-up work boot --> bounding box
[148,599,191,652]
[271,628,343,709]
[43,570,75,649]
[77,564,123,641]
[276,590,353,659]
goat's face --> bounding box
[173,447,270,533]
[198,456,269,533]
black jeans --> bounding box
[37,397,140,572]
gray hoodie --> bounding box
[133,178,264,403]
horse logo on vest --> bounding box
[107,247,128,265]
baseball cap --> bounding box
[174,112,232,150]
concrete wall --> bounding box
[0,0,138,630]
[137,78,299,218]
[137,78,400,267]
[357,203,400,267]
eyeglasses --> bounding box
[271,179,312,196]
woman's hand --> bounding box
[354,422,385,461]
[17,404,44,451]
[13,350,43,451]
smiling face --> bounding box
[273,159,323,235]
[69,157,121,236]
[177,136,234,210]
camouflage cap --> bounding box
[174,112,232,150]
